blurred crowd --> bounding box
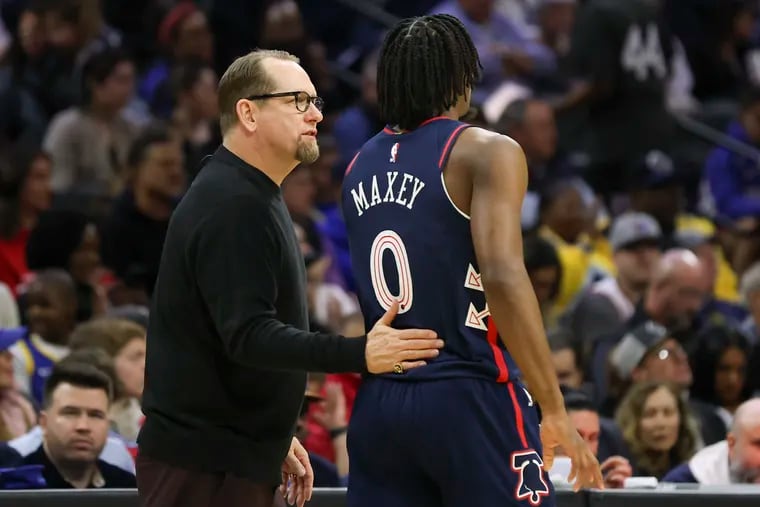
[0,0,758,493]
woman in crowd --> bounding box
[616,381,699,479]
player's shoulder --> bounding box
[451,127,525,166]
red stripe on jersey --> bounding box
[438,125,469,169]
[486,318,509,383]
[508,383,529,448]
[344,151,361,176]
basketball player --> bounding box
[341,15,603,506]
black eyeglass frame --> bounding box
[246,91,324,113]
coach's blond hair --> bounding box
[217,49,300,135]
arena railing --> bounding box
[1,485,760,507]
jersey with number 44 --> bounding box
[341,117,518,383]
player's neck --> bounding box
[223,133,296,186]
[391,110,463,133]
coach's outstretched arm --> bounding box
[464,130,603,491]
[191,196,442,375]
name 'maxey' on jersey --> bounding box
[341,117,521,383]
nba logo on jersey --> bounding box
[389,142,399,163]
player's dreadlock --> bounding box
[377,14,482,131]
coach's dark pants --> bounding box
[137,454,286,507]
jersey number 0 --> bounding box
[370,230,413,314]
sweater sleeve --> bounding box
[191,196,367,373]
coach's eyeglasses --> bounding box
[247,91,324,113]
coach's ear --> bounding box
[236,98,258,134]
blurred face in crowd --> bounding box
[0,351,15,389]
[251,58,323,166]
[692,242,718,291]
[568,409,600,457]
[187,68,219,120]
[614,240,661,291]
[516,101,557,164]
[551,347,582,389]
[114,337,146,399]
[651,256,707,331]
[21,155,52,214]
[41,383,110,468]
[25,281,76,344]
[283,166,316,219]
[748,289,760,328]
[135,140,185,201]
[715,346,747,408]
[43,12,78,50]
[528,265,559,307]
[18,10,45,57]
[638,386,680,453]
[729,403,760,484]
[633,338,692,390]
[539,3,576,43]
[69,224,101,285]
[92,60,135,112]
[175,11,213,62]
[543,185,587,243]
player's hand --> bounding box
[600,456,632,489]
[540,411,603,491]
[280,437,313,507]
[365,299,443,374]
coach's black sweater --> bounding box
[138,146,367,484]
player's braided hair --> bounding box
[378,14,482,131]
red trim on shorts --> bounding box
[486,318,509,383]
[438,124,469,169]
[508,383,529,448]
[344,151,361,176]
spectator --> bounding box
[548,327,584,391]
[690,325,754,428]
[563,212,662,355]
[10,269,77,405]
[616,381,699,479]
[100,125,185,299]
[68,318,146,441]
[522,234,562,326]
[0,360,136,488]
[430,0,556,104]
[0,143,52,294]
[550,386,632,489]
[740,261,760,341]
[43,47,138,206]
[0,328,36,441]
[662,397,760,484]
[25,209,105,322]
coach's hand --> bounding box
[280,437,313,507]
[365,300,443,374]
[540,411,604,492]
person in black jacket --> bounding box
[136,48,443,507]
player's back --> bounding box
[341,117,516,383]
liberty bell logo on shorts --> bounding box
[511,450,550,506]
[390,142,400,163]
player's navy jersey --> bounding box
[341,116,520,383]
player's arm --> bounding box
[468,133,564,415]
[468,133,603,489]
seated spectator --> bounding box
[616,381,699,479]
[0,360,136,488]
[0,142,52,295]
[43,48,138,206]
[522,235,562,327]
[548,327,585,392]
[25,209,105,322]
[68,318,146,441]
[100,125,185,299]
[605,320,726,445]
[0,329,36,441]
[9,270,77,405]
[690,325,754,428]
[740,261,760,341]
[550,386,632,488]
[662,398,760,484]
[562,212,661,356]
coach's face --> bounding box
[257,58,323,164]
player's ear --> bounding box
[236,98,258,134]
